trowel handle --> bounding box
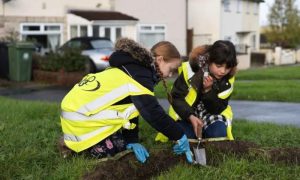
[197,127,202,139]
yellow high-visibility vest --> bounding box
[156,62,234,142]
[61,68,154,152]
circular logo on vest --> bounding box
[78,75,101,91]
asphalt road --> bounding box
[1,86,300,127]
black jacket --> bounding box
[171,62,232,121]
[109,38,184,143]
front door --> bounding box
[99,26,122,43]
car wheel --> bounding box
[85,59,96,73]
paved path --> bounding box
[1,86,300,127]
[229,100,300,127]
[157,99,300,127]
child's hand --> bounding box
[203,75,213,93]
[189,115,204,138]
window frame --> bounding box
[236,0,242,13]
[138,24,166,49]
[99,26,123,43]
[69,24,89,39]
[20,23,63,35]
[20,23,63,53]
[138,24,166,34]
[222,0,231,12]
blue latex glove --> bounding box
[173,135,193,163]
[126,143,149,163]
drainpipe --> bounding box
[2,1,5,16]
[185,0,188,55]
[2,0,12,16]
[186,0,188,30]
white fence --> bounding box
[237,49,251,70]
[261,47,300,65]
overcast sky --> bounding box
[259,0,300,25]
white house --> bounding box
[0,0,263,64]
[114,0,186,55]
[188,0,263,69]
[189,0,262,51]
[0,0,140,53]
[0,0,186,54]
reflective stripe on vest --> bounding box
[62,105,137,122]
[61,68,153,152]
[64,125,112,142]
[77,83,148,115]
[218,77,235,99]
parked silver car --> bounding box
[59,37,114,72]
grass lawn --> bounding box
[155,65,300,102]
[236,65,300,80]
[1,97,300,179]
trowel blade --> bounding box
[193,147,206,165]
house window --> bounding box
[246,1,250,14]
[80,26,88,37]
[236,0,242,13]
[138,24,166,49]
[116,27,122,40]
[253,2,259,15]
[193,34,212,46]
[20,23,63,55]
[104,27,111,39]
[44,25,60,31]
[69,25,88,38]
[92,25,100,37]
[223,0,231,12]
[99,26,123,43]
[251,34,256,50]
[23,25,40,31]
[70,26,77,38]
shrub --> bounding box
[34,49,88,72]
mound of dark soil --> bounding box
[82,149,186,180]
[202,140,260,155]
[196,141,300,165]
[195,140,260,166]
[252,147,300,165]
[82,140,300,179]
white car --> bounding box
[60,37,114,72]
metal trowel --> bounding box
[193,129,206,165]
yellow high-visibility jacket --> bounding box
[156,62,234,142]
[61,68,154,152]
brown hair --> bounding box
[151,41,181,103]
[189,45,210,72]
[151,41,180,62]
[189,45,209,61]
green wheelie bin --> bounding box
[8,42,35,82]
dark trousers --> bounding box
[177,120,227,139]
